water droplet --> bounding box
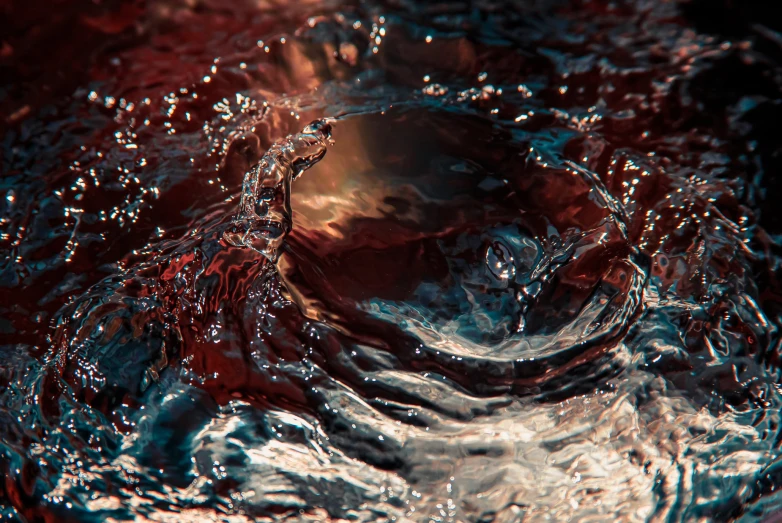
[486,241,516,281]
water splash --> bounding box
[224,120,334,261]
[2,0,782,521]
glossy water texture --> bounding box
[3,0,782,521]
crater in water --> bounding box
[281,108,645,396]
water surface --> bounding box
[2,0,782,521]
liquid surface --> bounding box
[2,0,782,521]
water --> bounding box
[2,0,782,521]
